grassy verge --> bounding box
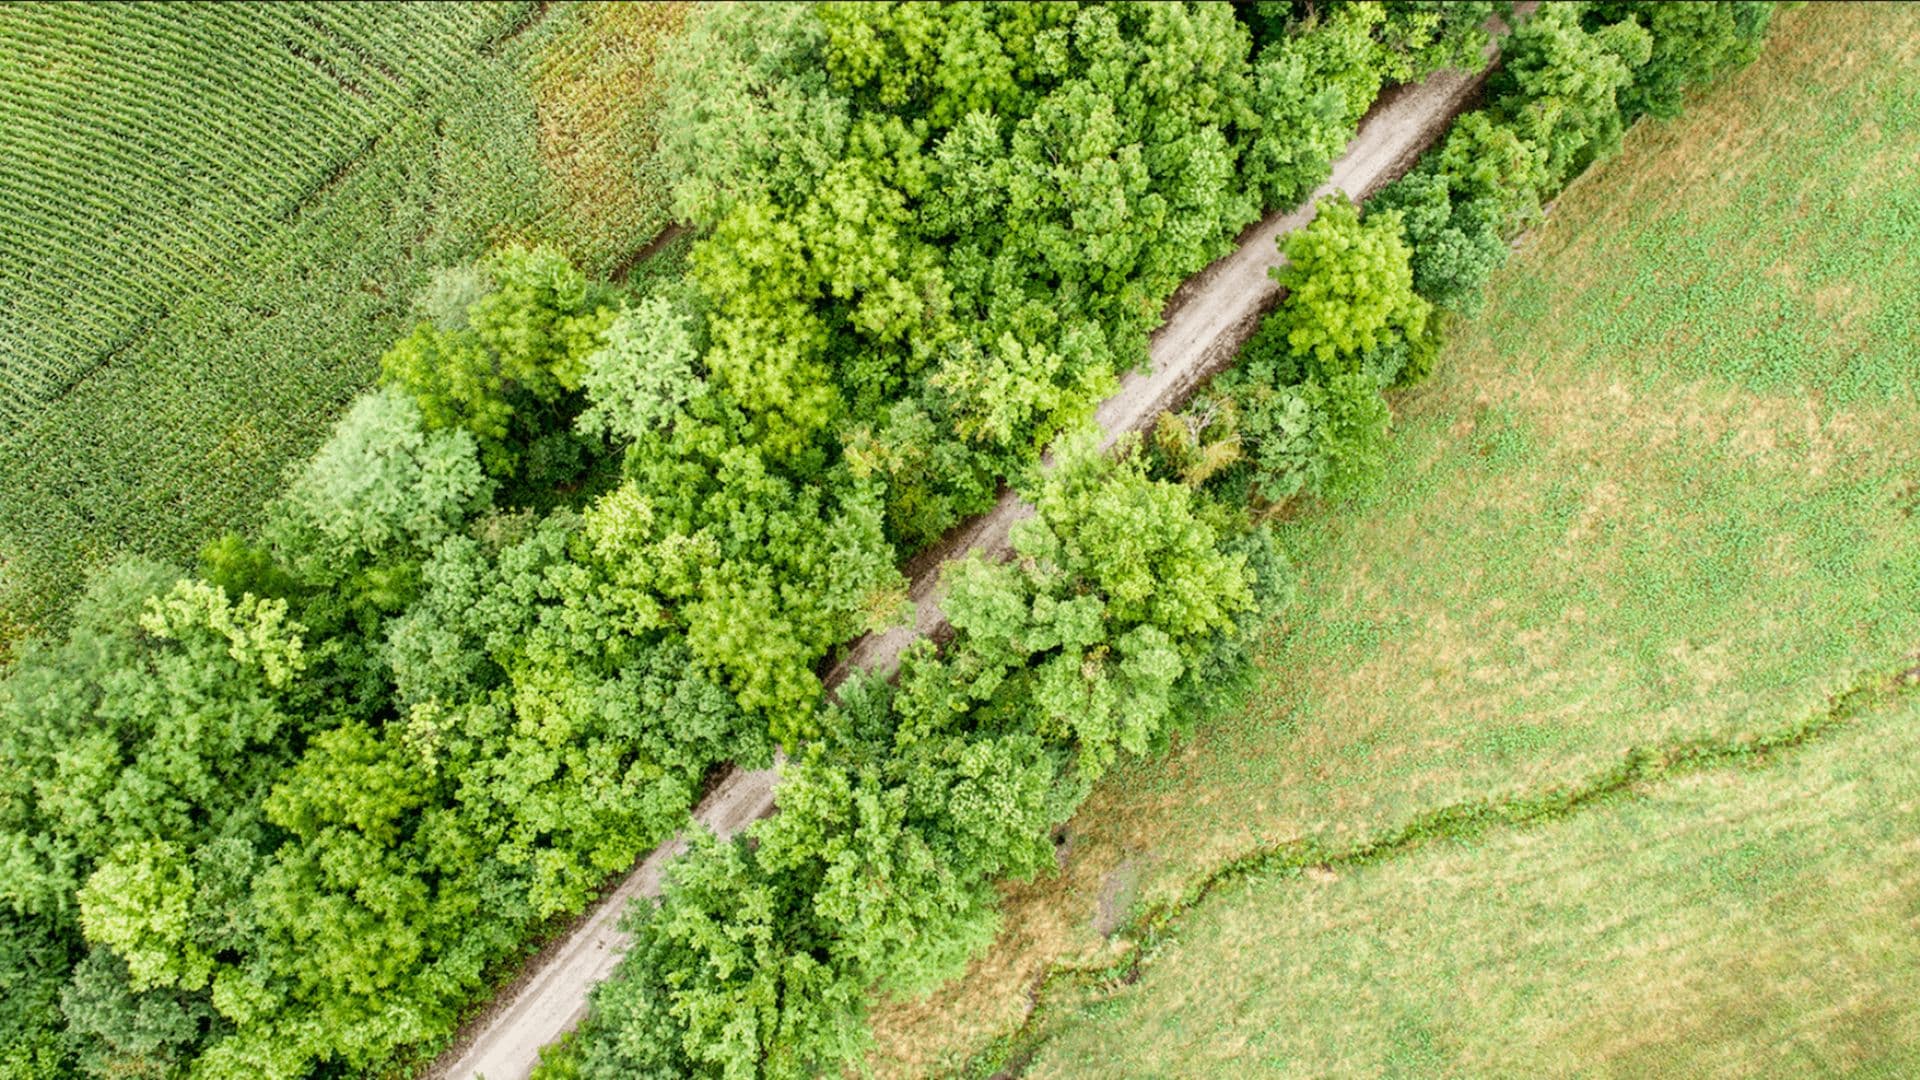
[863,3,1920,1073]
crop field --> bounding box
[0,0,683,653]
[864,3,1920,1073]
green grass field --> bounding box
[1025,686,1920,1078]
[0,1,684,653]
[865,3,1920,1073]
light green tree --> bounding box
[1272,195,1433,370]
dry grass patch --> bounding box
[530,1,688,273]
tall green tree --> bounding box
[1487,4,1651,188]
[939,433,1255,776]
[584,397,901,743]
[1588,1,1773,120]
[380,246,617,480]
[1271,195,1433,369]
[1373,112,1548,313]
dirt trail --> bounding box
[434,50,1498,1080]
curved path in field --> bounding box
[435,41,1507,1080]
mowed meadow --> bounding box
[0,1,685,654]
[865,3,1920,1074]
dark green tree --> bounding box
[1487,4,1652,189]
[1588,1,1773,120]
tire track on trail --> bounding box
[434,36,1511,1080]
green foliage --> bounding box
[1589,1,1774,120]
[545,693,1058,1078]
[576,297,705,446]
[1,573,305,909]
[76,842,208,994]
[555,429,1260,1079]
[0,516,770,1076]
[843,397,1012,551]
[1373,112,1548,313]
[59,951,215,1080]
[1375,1,1499,78]
[1487,3,1652,189]
[1242,25,1355,210]
[1379,0,1775,321]
[378,514,772,909]
[939,436,1255,777]
[381,246,618,479]
[266,386,493,574]
[1293,3,1393,122]
[0,912,75,1079]
[0,566,307,1072]
[1018,435,1256,654]
[1151,401,1247,489]
[1236,372,1396,501]
[1241,1,1498,210]
[654,2,849,227]
[584,400,903,743]
[1371,169,1507,314]
[654,1,1310,538]
[1272,195,1433,368]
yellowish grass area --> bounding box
[865,3,1920,1073]
[530,1,687,271]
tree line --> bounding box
[542,3,1776,1076]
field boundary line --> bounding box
[963,657,1920,1079]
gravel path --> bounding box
[434,47,1500,1080]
